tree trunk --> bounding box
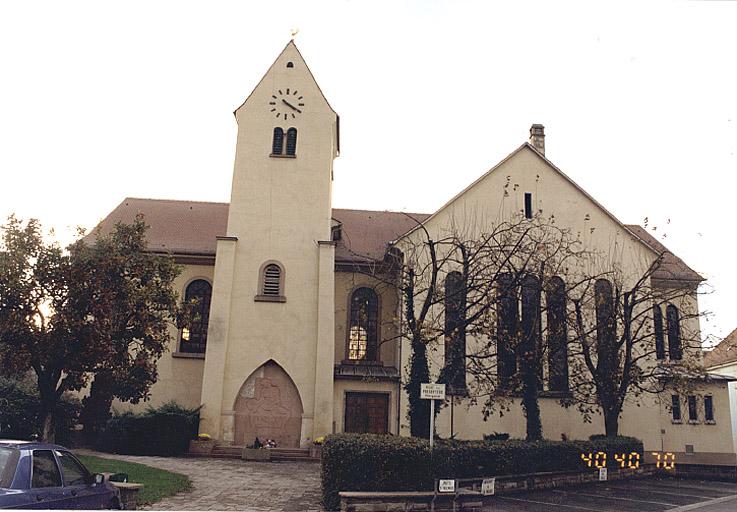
[80,372,115,443]
[521,359,543,441]
[39,407,55,443]
[604,408,620,437]
[406,337,431,439]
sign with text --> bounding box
[481,478,496,496]
[421,383,446,400]
[598,467,608,481]
[438,479,456,493]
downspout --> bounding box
[396,267,403,436]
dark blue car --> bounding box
[0,440,121,509]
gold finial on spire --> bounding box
[290,27,299,40]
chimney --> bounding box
[529,124,545,155]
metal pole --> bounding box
[430,399,435,449]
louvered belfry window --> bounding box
[262,264,282,296]
[286,128,297,156]
[272,127,284,155]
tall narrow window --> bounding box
[671,395,681,422]
[444,271,466,392]
[704,396,714,422]
[524,193,533,219]
[595,279,616,350]
[653,305,665,360]
[272,127,284,155]
[546,277,568,392]
[180,279,212,354]
[497,273,518,386]
[286,127,298,156]
[666,304,682,360]
[348,288,379,361]
[521,275,542,379]
[687,395,698,422]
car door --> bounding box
[23,450,65,509]
[55,451,107,510]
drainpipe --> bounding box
[396,266,403,436]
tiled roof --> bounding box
[704,328,737,369]
[624,225,704,283]
[91,199,701,283]
[90,197,429,264]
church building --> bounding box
[93,41,737,465]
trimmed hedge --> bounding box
[95,402,200,456]
[321,434,643,510]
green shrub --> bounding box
[95,401,200,456]
[0,377,80,444]
[321,434,643,510]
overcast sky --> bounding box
[1,1,735,344]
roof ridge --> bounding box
[123,197,229,206]
[332,207,431,216]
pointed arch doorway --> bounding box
[233,361,304,447]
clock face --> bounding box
[268,88,305,120]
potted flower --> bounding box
[188,433,216,456]
[310,436,325,459]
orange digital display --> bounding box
[651,452,676,470]
[580,451,640,469]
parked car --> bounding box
[0,440,122,509]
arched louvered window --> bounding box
[545,277,568,392]
[348,287,379,361]
[272,127,284,155]
[444,271,466,391]
[262,264,282,296]
[286,128,298,156]
[666,304,682,360]
[595,279,616,352]
[653,304,666,360]
[180,279,212,354]
[496,273,518,387]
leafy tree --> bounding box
[0,215,182,442]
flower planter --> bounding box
[310,445,323,459]
[188,439,216,456]
[242,448,271,461]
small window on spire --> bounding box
[286,61,294,68]
[272,127,284,155]
[524,193,533,219]
[286,128,298,156]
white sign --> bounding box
[438,479,456,493]
[598,467,608,481]
[481,478,496,496]
[421,383,446,400]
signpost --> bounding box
[437,479,456,493]
[421,383,446,448]
[481,478,496,496]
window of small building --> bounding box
[704,395,714,422]
[347,287,379,361]
[444,271,467,392]
[286,128,298,156]
[524,193,533,219]
[667,304,682,360]
[671,395,681,422]
[180,279,212,354]
[687,395,698,422]
[653,304,665,360]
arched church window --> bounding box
[286,128,298,156]
[496,273,518,387]
[653,304,666,360]
[180,279,212,354]
[348,287,379,361]
[272,127,284,155]
[545,276,568,392]
[595,279,616,348]
[667,304,682,360]
[444,271,466,391]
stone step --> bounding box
[198,445,319,462]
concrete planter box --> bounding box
[188,440,216,455]
[242,448,271,461]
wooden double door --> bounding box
[344,392,389,434]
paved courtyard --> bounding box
[83,451,322,511]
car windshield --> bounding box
[0,448,17,488]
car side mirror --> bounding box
[93,473,105,485]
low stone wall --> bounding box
[339,465,655,511]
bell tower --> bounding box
[200,41,338,446]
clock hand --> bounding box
[281,99,302,113]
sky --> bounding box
[1,1,735,344]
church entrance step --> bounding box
[195,445,319,462]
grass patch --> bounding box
[78,455,192,506]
